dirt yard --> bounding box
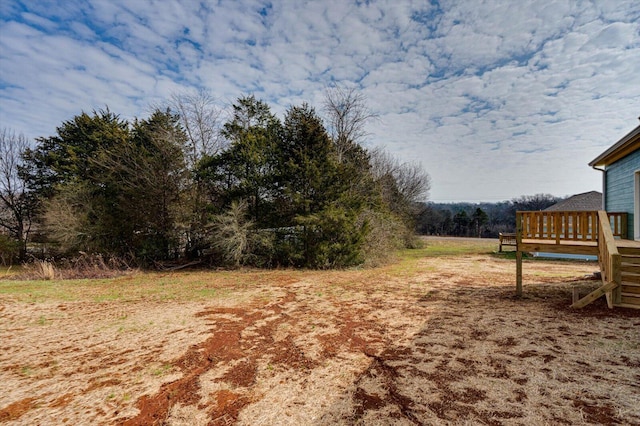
[1,238,639,425]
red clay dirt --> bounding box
[2,248,640,425]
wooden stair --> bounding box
[617,246,640,308]
[515,210,640,309]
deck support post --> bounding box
[605,291,613,309]
[515,212,523,297]
[516,249,523,297]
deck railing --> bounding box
[516,211,628,243]
[597,211,621,288]
[513,210,628,307]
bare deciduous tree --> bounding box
[170,89,224,166]
[0,128,33,257]
[369,147,431,205]
[168,91,224,257]
[43,183,92,252]
[323,84,377,163]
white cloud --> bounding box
[1,0,639,202]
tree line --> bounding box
[415,194,563,238]
[0,88,431,268]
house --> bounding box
[589,120,640,240]
[543,191,602,212]
[514,118,640,309]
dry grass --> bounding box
[1,237,639,425]
[15,254,133,282]
[31,260,56,280]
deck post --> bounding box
[516,212,523,297]
[516,250,522,297]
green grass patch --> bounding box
[377,238,497,278]
[400,237,495,259]
[0,279,81,302]
[0,265,25,278]
[410,238,497,258]
[0,238,507,304]
[0,269,285,303]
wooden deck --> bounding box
[515,210,640,309]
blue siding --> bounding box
[605,149,640,238]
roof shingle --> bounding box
[544,191,602,211]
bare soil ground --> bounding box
[1,238,639,425]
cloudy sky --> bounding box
[1,1,639,202]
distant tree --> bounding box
[511,193,561,212]
[0,128,33,259]
[419,196,565,238]
[453,210,470,236]
[471,207,489,238]
[483,201,513,236]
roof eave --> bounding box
[589,124,640,168]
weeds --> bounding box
[32,260,56,280]
[17,253,133,281]
[151,364,172,377]
[20,366,34,377]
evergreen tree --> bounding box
[21,109,131,253]
[278,104,338,218]
[98,108,188,260]
[21,109,129,199]
[471,207,489,238]
[453,210,470,236]
[219,95,281,225]
[24,108,188,261]
[277,103,366,267]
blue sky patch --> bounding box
[0,0,639,202]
